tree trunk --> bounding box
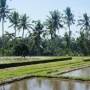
[22,28,24,38]
[14,26,17,38]
[13,26,17,48]
[2,19,4,56]
[68,25,71,51]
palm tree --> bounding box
[0,0,10,55]
[46,10,63,40]
[31,20,44,55]
[8,11,20,38]
[33,20,44,35]
[78,13,90,39]
[5,31,15,40]
[64,7,75,49]
[19,14,31,38]
[4,31,15,49]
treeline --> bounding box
[0,0,90,56]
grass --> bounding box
[59,76,90,81]
[0,56,90,84]
[0,57,72,69]
[0,56,71,64]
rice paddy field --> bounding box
[0,56,71,64]
[0,56,90,84]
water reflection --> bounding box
[62,67,90,77]
[0,78,90,90]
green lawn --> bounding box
[0,57,90,83]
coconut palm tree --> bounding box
[19,14,31,38]
[78,13,90,39]
[46,10,63,40]
[31,20,44,55]
[4,31,15,49]
[8,11,20,38]
[0,0,10,55]
[64,7,75,49]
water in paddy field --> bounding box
[62,67,90,77]
[0,78,90,90]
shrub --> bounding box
[13,43,29,57]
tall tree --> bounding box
[8,11,20,38]
[78,13,90,39]
[46,10,63,40]
[78,13,90,55]
[19,14,31,38]
[64,7,75,49]
[31,20,44,55]
[0,0,10,55]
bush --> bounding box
[13,43,29,57]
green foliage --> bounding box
[13,43,29,57]
[8,11,20,37]
[64,7,75,50]
[64,7,75,26]
[0,2,90,56]
[30,20,44,55]
[78,13,90,39]
[45,10,63,40]
[19,14,31,38]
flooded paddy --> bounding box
[62,67,90,77]
[0,78,90,90]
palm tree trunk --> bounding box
[68,25,71,51]
[86,26,89,39]
[14,26,17,38]
[22,28,24,38]
[51,34,53,40]
[13,26,17,48]
[2,19,4,56]
[51,30,54,40]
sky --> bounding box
[0,0,90,37]
[8,0,90,20]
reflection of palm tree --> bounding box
[10,82,19,90]
[35,78,42,87]
[8,11,20,38]
[85,82,90,90]
[53,80,60,90]
[0,0,10,55]
[68,81,74,90]
[46,10,63,40]
[0,85,6,90]
[18,80,28,90]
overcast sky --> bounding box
[0,0,90,36]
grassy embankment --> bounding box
[0,56,72,68]
[0,56,90,84]
[0,56,71,64]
